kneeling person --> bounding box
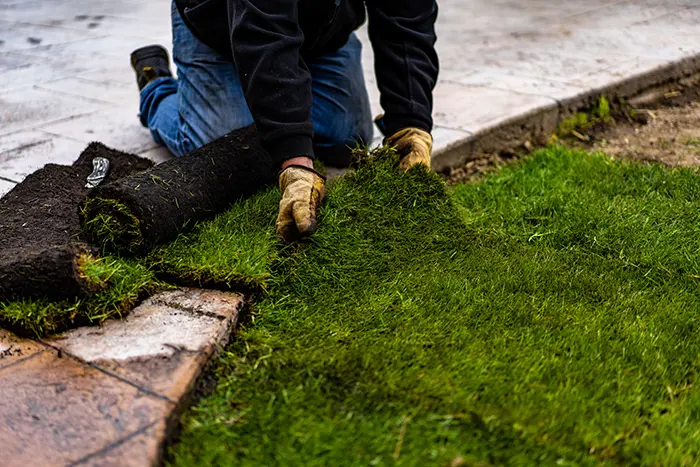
[131,0,439,241]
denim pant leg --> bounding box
[309,34,374,167]
[139,2,253,157]
[139,3,372,162]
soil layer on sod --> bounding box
[0,143,153,302]
[0,143,158,335]
[163,148,700,465]
[81,125,276,254]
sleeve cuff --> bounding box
[383,115,433,138]
[268,135,315,164]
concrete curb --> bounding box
[432,53,700,173]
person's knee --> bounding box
[316,113,373,148]
[314,117,373,167]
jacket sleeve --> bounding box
[366,0,439,136]
[227,0,315,165]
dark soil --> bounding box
[0,143,153,301]
[82,125,275,254]
[445,80,700,184]
[585,83,700,167]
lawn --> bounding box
[3,144,698,464]
[165,146,700,465]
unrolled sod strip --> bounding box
[81,125,276,254]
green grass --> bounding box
[147,187,279,290]
[0,256,163,336]
[165,146,700,466]
[81,197,143,252]
[557,96,613,138]
[4,143,700,463]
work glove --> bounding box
[276,165,326,243]
[384,127,433,171]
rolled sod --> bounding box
[0,143,153,303]
[81,125,276,254]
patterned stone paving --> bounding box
[0,289,243,467]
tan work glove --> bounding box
[384,127,433,171]
[276,165,326,243]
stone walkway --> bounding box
[2,289,243,466]
[1,0,699,465]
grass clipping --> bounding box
[169,147,700,466]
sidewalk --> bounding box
[2,0,698,196]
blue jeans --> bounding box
[139,3,373,167]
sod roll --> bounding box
[81,125,276,254]
[0,143,153,302]
[81,126,275,253]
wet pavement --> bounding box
[1,0,699,189]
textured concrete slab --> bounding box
[39,106,156,154]
[0,350,172,467]
[0,288,243,467]
[0,130,88,181]
[433,81,557,134]
[0,178,16,196]
[38,77,137,107]
[443,70,588,101]
[72,421,167,467]
[0,51,90,93]
[1,0,699,180]
[0,87,105,136]
[0,20,92,52]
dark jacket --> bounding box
[175,0,439,165]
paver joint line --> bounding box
[65,420,160,467]
[148,298,228,321]
[0,349,47,372]
[38,340,178,404]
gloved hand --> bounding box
[276,165,326,243]
[384,127,433,171]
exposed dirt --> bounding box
[445,81,700,184]
[82,124,275,254]
[586,85,700,167]
[0,143,153,302]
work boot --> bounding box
[130,45,172,91]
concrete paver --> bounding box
[0,87,106,136]
[0,288,243,467]
[0,50,90,93]
[39,106,156,154]
[37,77,137,106]
[0,130,89,182]
[1,350,172,467]
[433,82,557,134]
[74,421,167,467]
